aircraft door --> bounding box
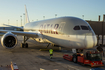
[58,22,66,33]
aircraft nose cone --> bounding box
[85,35,97,49]
[93,35,97,47]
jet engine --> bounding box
[1,32,18,49]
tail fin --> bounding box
[25,5,30,23]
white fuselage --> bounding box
[24,17,97,49]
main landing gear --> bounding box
[45,43,50,48]
[21,36,29,48]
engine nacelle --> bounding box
[1,32,18,49]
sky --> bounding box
[0,0,105,26]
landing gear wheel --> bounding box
[25,43,28,48]
[21,43,24,48]
[73,55,77,63]
[21,36,29,48]
[21,43,28,48]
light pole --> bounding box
[43,16,45,20]
[8,19,9,25]
[82,15,84,19]
[16,20,18,26]
[20,15,22,26]
[55,14,57,18]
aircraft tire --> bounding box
[21,43,24,48]
[25,43,28,48]
[73,55,77,63]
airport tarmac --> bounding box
[0,36,105,70]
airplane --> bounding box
[0,5,102,52]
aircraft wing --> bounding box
[0,30,38,37]
[3,24,23,30]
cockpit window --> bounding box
[88,26,91,30]
[81,26,88,30]
[74,26,80,30]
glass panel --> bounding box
[81,26,88,30]
[73,26,80,30]
[90,53,102,61]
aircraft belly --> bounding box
[43,34,70,47]
[43,34,86,49]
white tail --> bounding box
[25,5,30,23]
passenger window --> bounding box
[81,26,88,30]
[73,26,80,30]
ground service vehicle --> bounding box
[63,50,104,67]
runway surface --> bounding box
[0,36,104,70]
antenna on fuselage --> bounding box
[25,5,30,23]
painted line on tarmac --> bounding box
[67,65,80,70]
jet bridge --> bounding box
[87,20,105,46]
[86,15,105,47]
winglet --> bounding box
[25,5,30,23]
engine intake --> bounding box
[1,32,18,49]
